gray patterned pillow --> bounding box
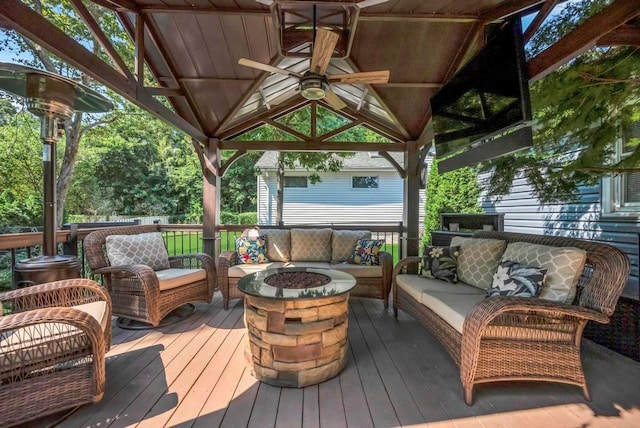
[487,260,547,298]
[105,232,170,271]
[331,230,371,263]
[501,242,586,303]
[290,228,332,261]
[262,229,291,262]
[451,237,507,290]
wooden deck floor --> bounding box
[49,295,640,427]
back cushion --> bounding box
[105,232,170,271]
[501,242,587,303]
[290,228,332,262]
[331,230,371,263]
[451,237,506,290]
[262,229,291,262]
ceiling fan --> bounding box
[238,28,389,110]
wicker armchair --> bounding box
[0,278,112,427]
[393,231,630,405]
[84,224,215,327]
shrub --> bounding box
[238,212,258,225]
[220,211,238,224]
[423,158,483,247]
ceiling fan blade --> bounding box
[269,88,300,106]
[238,58,302,78]
[328,70,390,85]
[323,88,347,110]
[356,0,389,8]
[310,29,339,76]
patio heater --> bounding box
[0,63,113,287]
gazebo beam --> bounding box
[219,140,406,152]
[0,0,208,143]
[527,0,640,81]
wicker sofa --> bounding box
[218,228,392,309]
[392,231,630,405]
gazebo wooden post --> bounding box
[202,138,222,259]
[403,140,422,261]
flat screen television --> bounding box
[430,18,532,172]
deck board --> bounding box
[36,296,640,428]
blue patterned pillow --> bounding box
[347,239,385,265]
[421,246,459,283]
[487,260,547,298]
[236,235,269,264]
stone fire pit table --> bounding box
[238,267,356,387]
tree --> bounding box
[481,0,640,203]
[423,158,482,246]
[1,0,133,225]
[0,109,43,230]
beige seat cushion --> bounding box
[283,261,332,270]
[262,229,291,262]
[227,262,287,278]
[331,262,381,278]
[501,242,587,303]
[420,291,486,334]
[451,237,506,290]
[331,230,371,263]
[155,268,207,291]
[290,228,332,262]
[397,275,485,301]
[0,300,109,376]
[105,232,170,271]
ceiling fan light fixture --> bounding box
[299,73,328,100]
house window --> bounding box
[602,121,640,216]
[352,176,379,189]
[284,176,307,188]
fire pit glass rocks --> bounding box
[238,267,356,387]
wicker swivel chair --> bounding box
[0,278,111,427]
[84,224,215,327]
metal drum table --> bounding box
[238,267,356,387]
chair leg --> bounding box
[464,387,474,406]
[582,384,591,401]
[224,298,229,310]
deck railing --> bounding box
[1,222,404,290]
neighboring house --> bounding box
[256,151,425,227]
[479,122,640,299]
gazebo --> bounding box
[2,0,639,260]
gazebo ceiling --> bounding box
[2,0,640,147]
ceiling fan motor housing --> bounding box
[299,71,329,100]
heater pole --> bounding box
[40,115,59,257]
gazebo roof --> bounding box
[2,0,639,150]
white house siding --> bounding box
[479,172,639,299]
[258,170,425,226]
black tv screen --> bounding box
[431,19,532,160]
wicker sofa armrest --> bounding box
[93,264,160,299]
[1,278,111,353]
[391,256,421,314]
[217,251,238,309]
[0,278,111,314]
[378,251,393,305]
[0,306,106,379]
[460,296,610,394]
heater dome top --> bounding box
[0,62,113,114]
